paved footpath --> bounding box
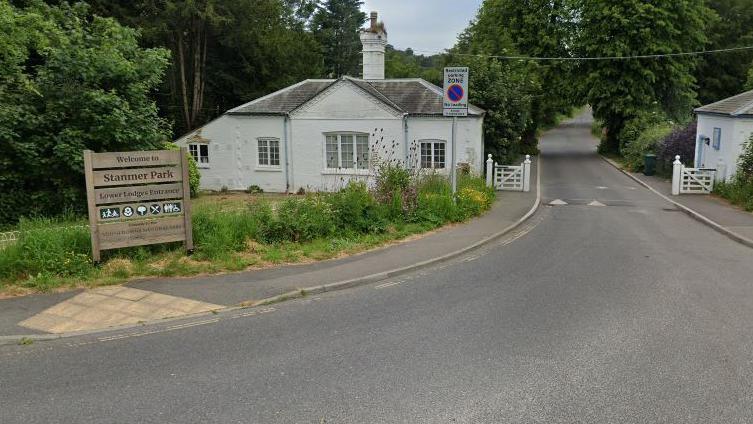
[0,160,538,338]
[611,162,753,243]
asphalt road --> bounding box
[3,113,753,423]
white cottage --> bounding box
[175,12,485,193]
[694,89,753,181]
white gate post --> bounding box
[486,154,494,187]
[522,155,531,192]
[671,155,682,195]
[715,158,726,183]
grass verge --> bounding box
[0,174,495,296]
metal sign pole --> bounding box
[451,116,457,196]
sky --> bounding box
[360,0,483,53]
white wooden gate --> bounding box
[486,154,531,192]
[671,155,717,195]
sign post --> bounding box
[84,149,193,262]
[443,67,469,195]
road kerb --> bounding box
[249,157,543,308]
[1,159,542,345]
[600,155,753,249]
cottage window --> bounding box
[258,138,281,167]
[712,128,721,150]
[325,133,370,170]
[188,143,209,166]
[419,140,446,169]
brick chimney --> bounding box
[359,11,387,80]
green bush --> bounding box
[165,143,201,197]
[326,182,387,234]
[715,178,753,211]
[192,204,261,259]
[247,185,264,194]
[737,134,753,182]
[259,197,336,243]
[622,122,674,171]
[0,218,92,281]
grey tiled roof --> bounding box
[229,80,334,115]
[695,89,753,117]
[227,77,484,117]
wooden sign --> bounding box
[84,149,193,262]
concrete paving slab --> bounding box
[17,287,222,334]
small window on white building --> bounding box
[420,140,446,169]
[189,143,209,166]
[258,138,281,167]
[712,127,721,150]
[325,133,369,170]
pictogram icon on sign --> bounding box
[150,204,162,215]
[122,206,134,217]
[447,84,464,103]
[163,202,181,214]
[136,205,148,216]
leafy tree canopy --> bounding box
[310,0,366,78]
[574,0,712,153]
[694,0,753,104]
[0,0,170,226]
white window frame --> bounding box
[188,143,210,168]
[323,132,370,173]
[419,140,446,169]
[257,137,281,169]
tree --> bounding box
[694,0,753,104]
[89,0,325,135]
[310,0,366,77]
[460,56,538,163]
[747,64,753,90]
[574,0,712,153]
[453,0,578,155]
[384,45,442,85]
[0,0,170,226]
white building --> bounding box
[694,89,753,181]
[175,12,485,193]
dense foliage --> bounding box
[0,0,170,226]
[694,0,753,104]
[715,134,753,211]
[449,0,578,162]
[384,46,442,84]
[575,0,711,153]
[311,0,366,78]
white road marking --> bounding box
[588,200,607,207]
[549,199,568,206]
[596,186,609,190]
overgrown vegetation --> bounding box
[715,134,753,211]
[0,169,495,293]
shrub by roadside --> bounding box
[0,169,495,293]
[714,134,753,212]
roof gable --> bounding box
[696,89,753,117]
[291,79,402,119]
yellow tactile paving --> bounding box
[19,286,222,334]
